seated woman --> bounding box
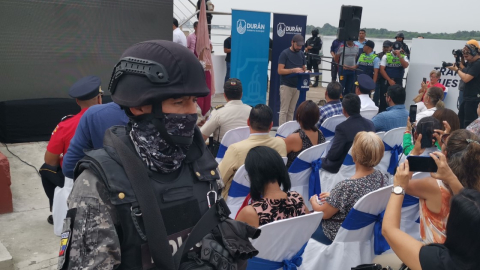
[309,132,387,245]
[284,100,326,168]
[403,116,442,156]
[383,161,480,270]
[416,87,445,122]
[236,146,309,228]
[414,70,445,106]
[406,129,479,244]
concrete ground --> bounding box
[0,86,326,270]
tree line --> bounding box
[306,23,480,40]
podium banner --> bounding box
[230,10,271,106]
[269,13,307,126]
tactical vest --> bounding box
[385,52,405,79]
[75,126,220,270]
[357,53,377,78]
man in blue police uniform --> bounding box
[378,44,409,112]
[355,40,380,82]
[40,76,102,224]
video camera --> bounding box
[442,49,463,68]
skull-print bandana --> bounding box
[129,113,197,174]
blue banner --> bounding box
[269,13,307,126]
[231,10,271,106]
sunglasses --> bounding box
[441,133,450,145]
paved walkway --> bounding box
[0,85,326,270]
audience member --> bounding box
[236,146,309,227]
[40,76,102,224]
[317,82,343,126]
[432,109,461,133]
[448,40,480,128]
[321,94,375,174]
[285,100,326,168]
[277,34,307,125]
[201,78,251,142]
[378,43,409,112]
[405,130,478,244]
[330,39,342,82]
[383,163,480,270]
[372,85,408,132]
[335,41,359,95]
[219,104,287,198]
[186,21,198,53]
[416,87,445,122]
[414,70,445,104]
[466,102,480,137]
[355,74,379,113]
[404,116,442,158]
[172,18,187,47]
[62,102,129,179]
[311,132,386,244]
[224,35,231,82]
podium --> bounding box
[286,72,322,117]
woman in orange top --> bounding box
[406,129,480,244]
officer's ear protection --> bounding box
[466,44,479,56]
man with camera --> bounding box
[378,44,409,112]
[305,29,322,87]
[448,40,480,128]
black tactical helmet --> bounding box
[395,32,405,39]
[109,40,209,107]
[312,29,319,36]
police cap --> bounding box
[365,40,375,49]
[383,40,393,47]
[68,76,102,100]
[355,74,375,91]
[224,78,242,92]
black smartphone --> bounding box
[409,105,417,123]
[420,121,434,148]
[407,156,438,172]
[423,77,427,84]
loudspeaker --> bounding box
[337,5,363,41]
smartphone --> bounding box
[420,121,434,149]
[407,156,438,172]
[423,78,427,84]
[409,105,417,123]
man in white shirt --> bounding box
[173,18,187,47]
[355,74,379,113]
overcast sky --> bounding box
[175,0,480,34]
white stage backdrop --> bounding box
[406,38,467,112]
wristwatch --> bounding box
[392,185,405,195]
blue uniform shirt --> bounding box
[356,52,381,69]
[62,102,129,178]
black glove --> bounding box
[217,219,260,260]
[200,233,236,270]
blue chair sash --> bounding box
[341,194,419,255]
[319,126,335,138]
[383,142,403,175]
[247,243,307,270]
[288,158,322,197]
[228,181,250,198]
[216,144,228,159]
[276,134,286,138]
[343,154,355,166]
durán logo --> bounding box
[277,23,286,37]
[237,19,247,35]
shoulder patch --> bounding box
[214,105,224,110]
[61,115,74,122]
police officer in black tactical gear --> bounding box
[57,40,259,270]
[305,29,323,87]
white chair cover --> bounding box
[360,109,378,120]
[319,115,346,141]
[226,158,288,219]
[376,131,385,140]
[319,146,354,193]
[288,142,330,210]
[215,126,250,163]
[301,186,420,269]
[52,177,74,236]
[247,212,324,270]
[275,121,300,138]
[375,127,406,182]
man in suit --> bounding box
[219,104,287,198]
[321,94,375,173]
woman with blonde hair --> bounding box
[309,132,387,245]
[416,87,445,122]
